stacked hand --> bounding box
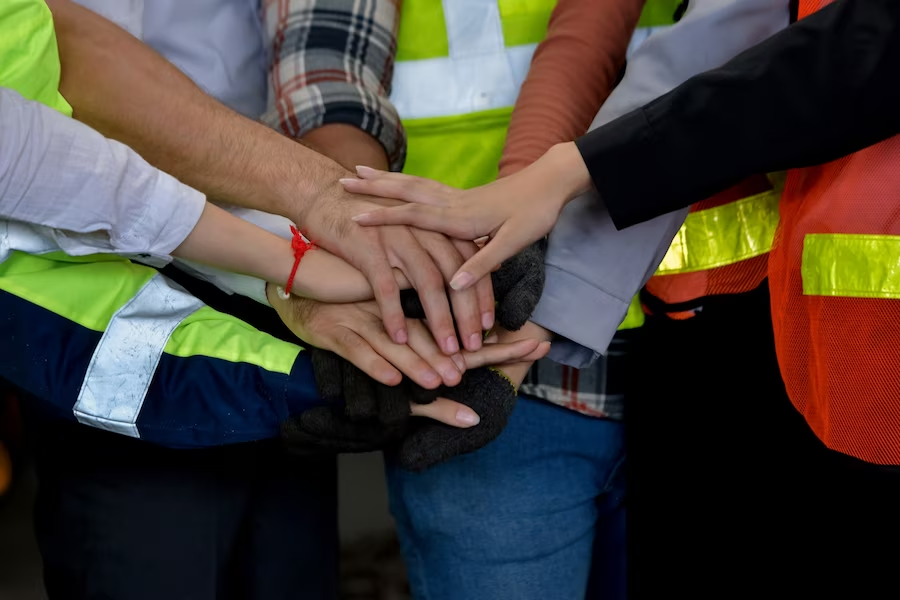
[272,244,551,470]
[340,142,593,291]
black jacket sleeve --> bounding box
[577,0,900,229]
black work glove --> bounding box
[282,243,544,466]
[400,241,545,331]
[283,366,517,472]
[391,367,517,471]
[282,350,436,458]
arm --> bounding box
[531,0,791,360]
[346,0,790,359]
[261,0,404,172]
[583,0,900,229]
[44,0,487,348]
[497,0,645,178]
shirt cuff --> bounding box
[261,84,406,172]
[530,263,632,362]
[575,107,660,230]
[116,172,206,259]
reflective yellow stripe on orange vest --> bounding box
[655,187,782,275]
[802,234,900,299]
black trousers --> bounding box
[627,281,900,598]
[25,410,338,600]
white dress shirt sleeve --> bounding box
[0,86,205,263]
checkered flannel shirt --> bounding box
[261,0,406,170]
[519,331,631,421]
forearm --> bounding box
[301,124,390,171]
[262,0,405,171]
[530,0,791,357]
[581,0,900,229]
[498,0,645,177]
[47,0,345,221]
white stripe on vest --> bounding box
[391,0,669,121]
[74,273,203,438]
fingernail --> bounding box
[444,336,459,354]
[351,213,370,222]
[439,365,460,383]
[456,409,480,426]
[339,178,358,185]
[450,272,475,291]
[394,329,408,345]
[450,354,466,373]
[356,165,379,177]
[482,311,494,331]
[468,333,482,351]
[424,371,441,387]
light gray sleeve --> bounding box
[530,0,790,366]
[0,87,205,263]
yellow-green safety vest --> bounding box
[391,0,682,330]
[0,0,320,446]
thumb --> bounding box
[410,398,481,428]
[449,228,527,292]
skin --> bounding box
[344,142,593,290]
[46,0,494,353]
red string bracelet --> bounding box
[277,225,316,299]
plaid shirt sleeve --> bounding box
[261,0,406,171]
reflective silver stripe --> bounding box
[391,0,668,120]
[391,44,537,120]
[73,273,203,438]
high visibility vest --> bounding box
[0,0,322,448]
[391,0,683,331]
[767,0,900,466]
[645,172,784,318]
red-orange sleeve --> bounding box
[498,0,645,177]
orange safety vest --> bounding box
[768,0,900,465]
[644,172,782,318]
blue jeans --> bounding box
[385,397,625,600]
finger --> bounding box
[450,227,530,292]
[522,341,552,363]
[391,229,459,356]
[351,203,474,239]
[343,170,452,207]
[356,240,408,344]
[327,327,402,387]
[355,320,444,390]
[392,268,412,290]
[405,319,464,387]
[461,339,543,370]
[452,238,495,336]
[410,398,480,428]
[419,234,482,352]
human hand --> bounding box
[343,142,593,292]
[380,322,552,468]
[268,287,543,420]
[400,242,546,333]
[296,180,495,353]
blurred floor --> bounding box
[0,452,402,600]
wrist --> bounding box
[269,140,351,226]
[301,124,389,171]
[543,142,594,203]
